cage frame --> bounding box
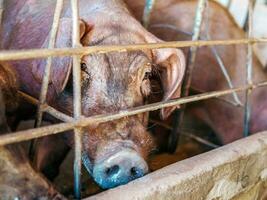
[0,0,266,199]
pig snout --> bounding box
[93,149,148,189]
[83,148,148,189]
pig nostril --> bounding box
[130,167,139,177]
[105,165,120,177]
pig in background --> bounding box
[124,0,267,147]
[0,63,65,200]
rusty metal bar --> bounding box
[35,0,64,128]
[71,0,82,198]
[243,0,254,137]
[0,38,266,61]
[168,0,207,153]
[0,81,266,146]
[43,106,73,122]
[28,0,64,163]
[142,0,156,28]
[19,91,73,122]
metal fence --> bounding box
[0,0,266,199]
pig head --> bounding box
[1,0,185,189]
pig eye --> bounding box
[81,62,87,71]
[81,62,91,77]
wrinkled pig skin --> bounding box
[0,0,186,189]
[125,0,267,144]
[0,63,65,200]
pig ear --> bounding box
[32,18,89,94]
[145,34,185,120]
[153,48,185,120]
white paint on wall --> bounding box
[216,0,267,67]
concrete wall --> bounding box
[87,132,267,200]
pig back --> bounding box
[0,0,66,100]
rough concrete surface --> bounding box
[87,132,267,200]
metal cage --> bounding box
[0,0,266,199]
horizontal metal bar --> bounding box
[1,81,266,146]
[0,38,266,61]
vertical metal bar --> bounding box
[243,0,256,31]
[30,0,64,160]
[35,0,64,128]
[226,0,232,9]
[71,0,82,199]
[243,0,254,137]
[142,0,156,28]
[0,0,4,25]
[168,0,207,153]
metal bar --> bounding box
[150,23,242,106]
[0,0,4,25]
[149,119,220,149]
[207,34,243,106]
[0,38,266,61]
[142,0,156,28]
[35,0,64,128]
[243,0,256,31]
[71,0,82,198]
[19,91,73,122]
[168,0,207,153]
[43,106,73,122]
[204,2,243,107]
[226,0,232,9]
[0,81,266,146]
[243,0,254,137]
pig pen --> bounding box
[0,0,267,199]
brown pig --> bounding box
[124,0,267,144]
[1,0,185,188]
[0,63,65,200]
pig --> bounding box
[0,63,65,200]
[124,0,267,144]
[0,0,185,189]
